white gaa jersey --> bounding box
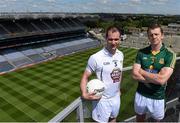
[86,48,124,98]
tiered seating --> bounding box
[43,19,60,30]
[2,50,33,67]
[0,17,100,73]
[0,55,14,72]
[31,19,50,31]
[20,48,46,63]
[54,19,70,32]
[55,37,100,55]
[0,21,23,33]
[0,25,8,35]
[15,19,38,32]
[0,18,86,49]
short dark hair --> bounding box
[147,22,163,34]
[105,26,121,38]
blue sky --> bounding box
[0,0,180,15]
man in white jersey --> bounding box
[80,26,124,122]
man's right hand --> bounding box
[82,92,101,100]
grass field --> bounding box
[0,46,138,122]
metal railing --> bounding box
[49,57,180,122]
[124,97,180,122]
[49,97,84,122]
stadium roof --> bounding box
[0,12,99,19]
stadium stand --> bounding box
[0,55,14,72]
[0,16,86,48]
[2,50,33,67]
[0,13,100,73]
[20,48,46,63]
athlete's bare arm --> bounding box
[132,63,146,82]
[80,70,101,100]
[139,67,173,85]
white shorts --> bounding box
[134,92,165,120]
[92,93,120,122]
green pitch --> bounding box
[0,46,137,122]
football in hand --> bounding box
[86,79,105,97]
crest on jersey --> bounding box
[159,58,164,64]
[110,68,121,83]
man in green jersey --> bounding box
[132,23,176,122]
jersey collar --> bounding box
[149,43,165,51]
[160,43,165,51]
[103,47,118,56]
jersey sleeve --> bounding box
[135,50,142,64]
[86,55,97,73]
[165,52,176,68]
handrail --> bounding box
[48,97,84,122]
[124,97,180,122]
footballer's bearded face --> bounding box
[106,31,120,54]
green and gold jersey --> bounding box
[135,43,176,99]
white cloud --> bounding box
[150,0,169,5]
[0,0,179,14]
[0,4,7,8]
[156,0,168,2]
[95,0,112,4]
[5,0,17,1]
[46,0,56,2]
[32,4,38,8]
[130,0,141,2]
